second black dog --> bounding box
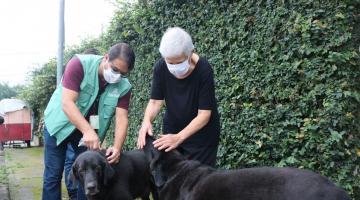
[69,149,157,200]
[144,136,351,200]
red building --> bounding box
[0,99,33,147]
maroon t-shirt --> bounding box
[61,56,131,119]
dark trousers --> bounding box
[177,145,218,167]
[64,143,77,199]
[42,127,87,200]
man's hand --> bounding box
[83,129,100,150]
[137,121,153,149]
[153,134,184,152]
[106,146,121,164]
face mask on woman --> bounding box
[166,58,190,77]
[103,66,122,83]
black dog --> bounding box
[69,149,157,200]
[144,136,351,200]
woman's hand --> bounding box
[153,134,184,152]
[137,121,153,149]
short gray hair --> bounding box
[159,27,194,58]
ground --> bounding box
[1,147,69,200]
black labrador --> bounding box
[69,149,158,200]
[144,136,351,200]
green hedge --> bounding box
[101,0,359,198]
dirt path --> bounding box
[4,147,69,200]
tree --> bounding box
[0,82,17,100]
[17,59,57,125]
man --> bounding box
[42,43,135,200]
[63,47,101,200]
[137,27,220,167]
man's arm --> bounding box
[137,99,163,148]
[62,88,100,149]
[106,107,129,163]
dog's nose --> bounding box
[86,182,97,191]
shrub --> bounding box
[33,0,360,197]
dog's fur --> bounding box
[69,149,158,200]
[144,136,351,200]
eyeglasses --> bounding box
[109,62,129,78]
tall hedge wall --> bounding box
[102,0,360,197]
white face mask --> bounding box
[166,58,190,77]
[103,66,122,84]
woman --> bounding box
[137,27,220,166]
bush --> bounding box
[102,0,360,197]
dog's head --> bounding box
[143,135,185,188]
[69,150,115,197]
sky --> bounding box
[0,0,116,86]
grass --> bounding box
[0,165,8,184]
[5,151,12,161]
[4,147,70,200]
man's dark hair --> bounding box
[83,48,100,55]
[108,43,135,71]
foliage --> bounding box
[102,0,360,198]
[17,59,57,127]
[0,82,18,100]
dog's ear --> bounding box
[144,135,161,162]
[144,135,166,187]
[152,165,166,188]
[100,149,107,155]
[68,163,79,189]
[103,162,115,186]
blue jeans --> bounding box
[42,127,87,200]
[64,143,77,199]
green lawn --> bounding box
[4,147,69,200]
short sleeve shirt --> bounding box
[151,57,220,147]
[61,56,131,120]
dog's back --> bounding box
[143,136,351,200]
[190,167,351,200]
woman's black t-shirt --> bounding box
[150,57,220,147]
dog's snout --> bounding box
[86,182,96,190]
[85,181,99,196]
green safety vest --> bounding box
[44,54,132,145]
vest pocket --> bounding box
[78,94,91,108]
[103,106,115,119]
[103,97,117,118]
[78,84,95,108]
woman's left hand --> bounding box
[153,134,184,152]
[106,146,121,164]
